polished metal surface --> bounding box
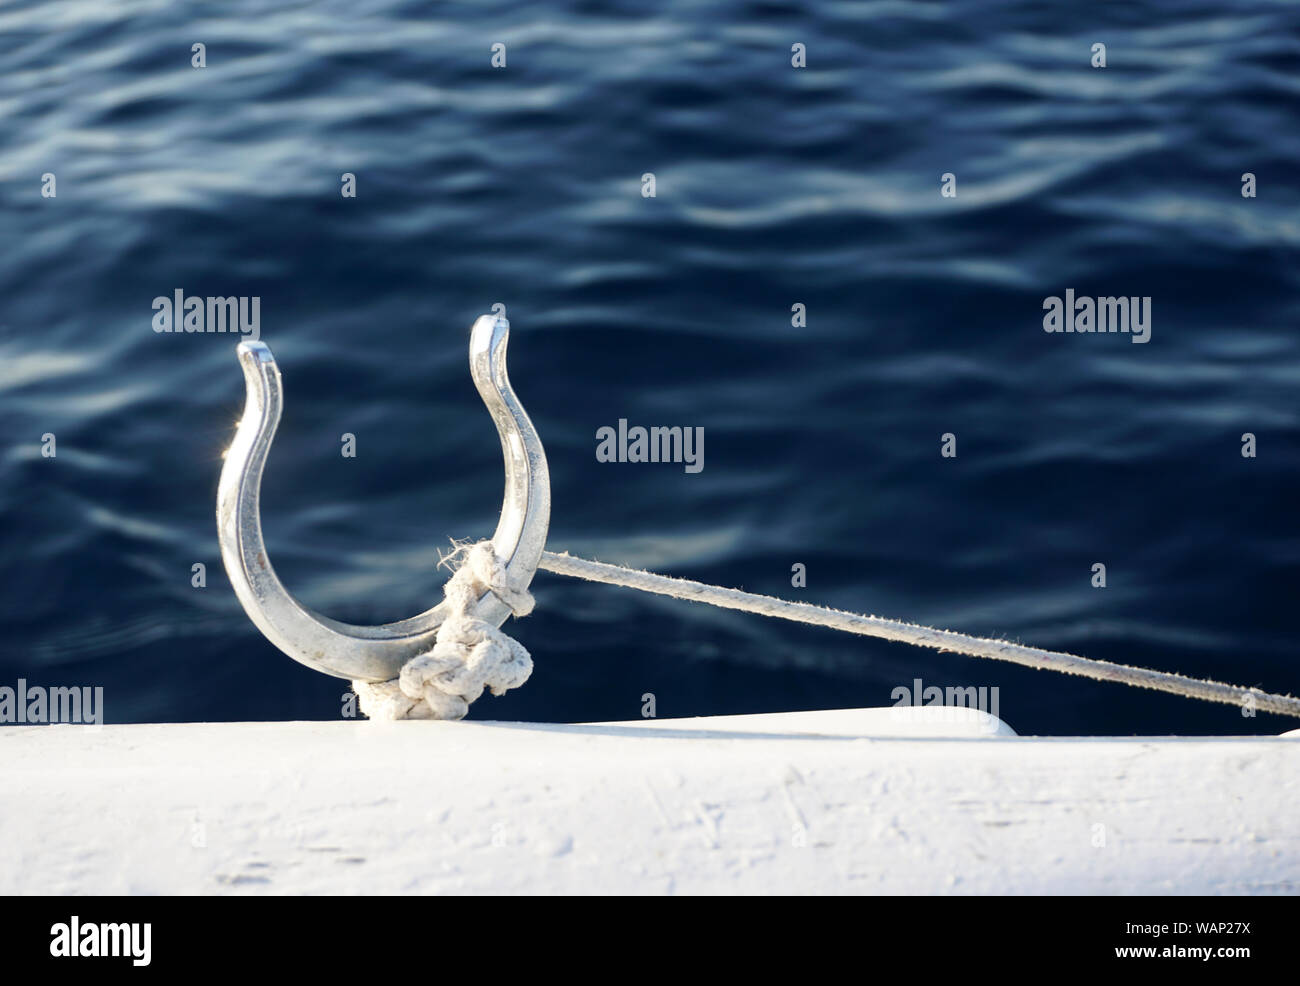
[216,314,550,681]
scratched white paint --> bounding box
[0,709,1295,894]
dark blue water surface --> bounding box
[2,1,1298,734]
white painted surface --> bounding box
[0,709,1295,894]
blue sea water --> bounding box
[1,0,1298,735]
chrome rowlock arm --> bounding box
[216,314,551,682]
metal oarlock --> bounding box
[216,314,551,682]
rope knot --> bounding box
[352,542,535,721]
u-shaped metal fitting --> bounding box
[216,314,550,682]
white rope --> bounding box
[353,542,535,721]
[538,550,1300,721]
[352,542,1300,721]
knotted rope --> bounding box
[352,543,1300,722]
[352,542,535,721]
